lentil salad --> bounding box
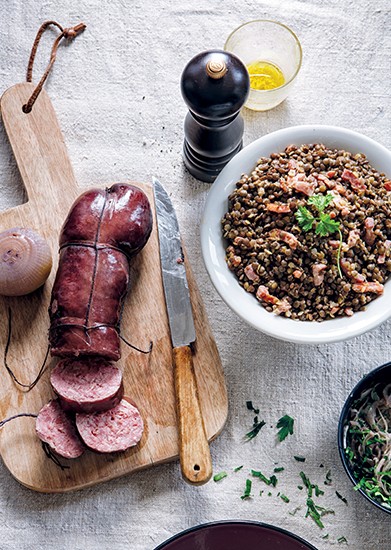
[222,143,391,321]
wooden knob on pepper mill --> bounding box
[181,50,250,183]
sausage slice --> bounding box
[36,400,85,459]
[76,398,143,453]
[51,358,124,413]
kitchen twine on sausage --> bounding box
[53,186,153,355]
[23,20,86,113]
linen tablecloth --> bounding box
[0,1,390,548]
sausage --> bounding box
[75,398,143,453]
[36,400,85,459]
[50,358,124,413]
[49,184,153,360]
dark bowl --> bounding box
[154,520,317,550]
[338,361,391,514]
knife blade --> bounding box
[153,177,212,485]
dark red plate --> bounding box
[154,521,317,550]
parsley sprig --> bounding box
[295,193,343,278]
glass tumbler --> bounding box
[224,20,302,111]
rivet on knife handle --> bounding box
[173,345,212,485]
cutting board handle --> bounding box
[0,82,78,209]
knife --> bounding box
[153,177,212,485]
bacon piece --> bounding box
[293,269,303,279]
[340,259,366,283]
[347,229,361,248]
[330,190,350,213]
[352,281,384,295]
[228,255,241,268]
[329,239,340,249]
[327,170,336,178]
[244,264,260,283]
[256,285,291,316]
[312,263,327,286]
[364,217,376,246]
[274,298,291,315]
[266,202,291,213]
[317,173,335,189]
[268,229,299,249]
[335,183,347,195]
[344,308,354,316]
[341,169,366,193]
[330,306,340,316]
[288,173,315,196]
[288,159,298,170]
[384,181,391,192]
[377,240,391,264]
[278,178,290,193]
[256,285,279,305]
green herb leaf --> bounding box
[336,491,348,505]
[277,415,294,442]
[246,401,260,414]
[245,418,266,441]
[337,536,348,544]
[300,471,313,497]
[294,455,306,462]
[270,475,278,487]
[213,471,228,482]
[324,470,332,486]
[241,479,252,500]
[321,534,329,540]
[234,465,243,472]
[295,206,315,232]
[305,498,324,529]
[274,466,285,473]
[315,213,340,236]
[308,193,334,212]
[315,505,335,517]
[280,494,290,503]
[251,469,278,486]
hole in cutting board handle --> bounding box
[0,123,28,212]
[193,464,200,471]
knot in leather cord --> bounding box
[23,20,86,113]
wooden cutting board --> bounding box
[0,82,228,493]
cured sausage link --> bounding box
[49,184,153,360]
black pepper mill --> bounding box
[181,50,250,183]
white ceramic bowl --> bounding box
[200,125,391,344]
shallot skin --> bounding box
[0,227,52,296]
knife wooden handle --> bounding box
[173,345,212,485]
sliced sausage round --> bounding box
[75,398,143,453]
[36,400,85,459]
[50,358,123,413]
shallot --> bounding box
[0,227,52,296]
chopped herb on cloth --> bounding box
[277,415,294,442]
[241,479,252,500]
[213,471,228,482]
[336,491,348,505]
[294,455,306,462]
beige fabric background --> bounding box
[0,1,390,548]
